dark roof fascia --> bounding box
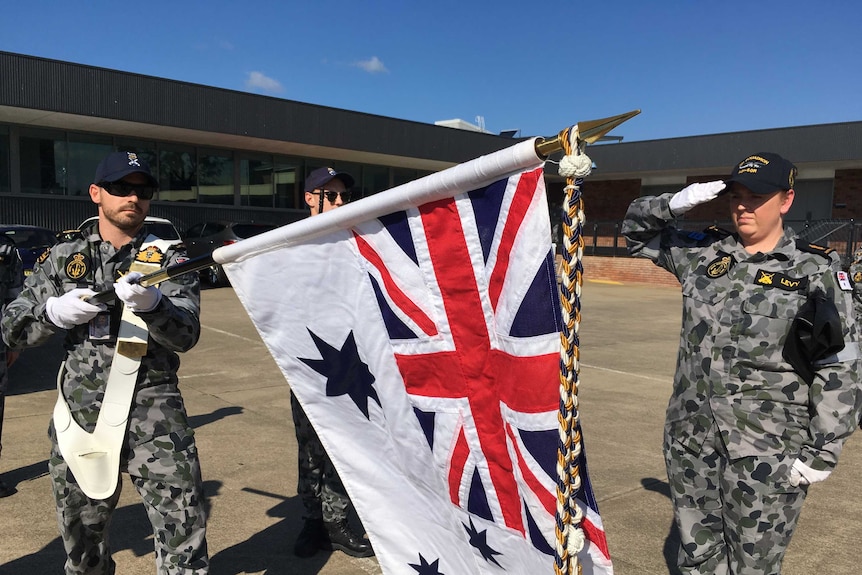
[585,121,862,178]
[0,51,518,164]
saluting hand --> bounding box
[668,180,726,216]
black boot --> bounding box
[325,519,374,558]
[293,517,330,557]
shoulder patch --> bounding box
[796,241,835,259]
[836,270,853,291]
[36,247,52,265]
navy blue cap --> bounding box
[94,151,158,187]
[304,167,355,193]
[725,152,797,195]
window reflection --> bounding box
[198,150,233,205]
[159,146,196,202]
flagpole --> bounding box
[551,109,639,575]
[87,110,640,302]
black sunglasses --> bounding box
[99,181,157,200]
[311,190,352,203]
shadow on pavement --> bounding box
[640,477,682,575]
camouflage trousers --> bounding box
[290,391,350,523]
[48,425,209,575]
[664,420,807,575]
[0,351,6,459]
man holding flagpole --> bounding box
[289,167,374,559]
[1,151,209,574]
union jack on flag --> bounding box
[226,166,612,574]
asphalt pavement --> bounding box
[0,281,859,575]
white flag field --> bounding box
[216,138,613,574]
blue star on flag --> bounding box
[409,554,445,575]
[300,329,380,418]
[463,517,502,566]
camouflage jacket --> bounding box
[623,193,861,472]
[0,227,200,441]
[0,235,24,375]
[850,247,862,325]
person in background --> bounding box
[1,151,209,574]
[0,235,23,497]
[622,152,862,574]
[290,167,373,559]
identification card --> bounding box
[88,312,114,341]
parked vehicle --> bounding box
[77,216,183,247]
[184,221,279,286]
[0,224,58,276]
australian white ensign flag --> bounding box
[224,164,612,574]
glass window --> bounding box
[159,145,196,202]
[66,134,113,197]
[393,167,418,188]
[19,128,66,195]
[241,154,273,208]
[362,165,390,196]
[185,222,205,239]
[0,127,9,194]
[274,156,302,209]
[198,149,234,205]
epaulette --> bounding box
[36,247,52,265]
[56,229,84,242]
[704,225,732,239]
[796,241,835,259]
[687,225,731,242]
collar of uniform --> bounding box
[716,227,796,262]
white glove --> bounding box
[668,180,726,216]
[45,288,107,329]
[788,458,831,487]
[114,272,162,312]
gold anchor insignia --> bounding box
[756,271,775,285]
[136,246,164,264]
[65,252,89,280]
[706,256,732,278]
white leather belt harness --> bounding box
[52,240,164,500]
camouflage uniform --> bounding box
[850,246,862,326]
[290,391,350,523]
[1,228,208,575]
[624,193,862,575]
[0,236,24,463]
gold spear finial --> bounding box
[535,109,641,157]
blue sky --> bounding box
[2,0,860,143]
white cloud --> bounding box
[354,56,388,74]
[245,71,283,94]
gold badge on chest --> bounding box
[706,255,733,278]
[65,252,90,280]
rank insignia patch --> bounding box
[754,269,808,291]
[136,245,165,264]
[836,271,853,291]
[37,248,52,265]
[65,252,90,280]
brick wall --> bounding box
[557,255,680,287]
[834,169,862,219]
